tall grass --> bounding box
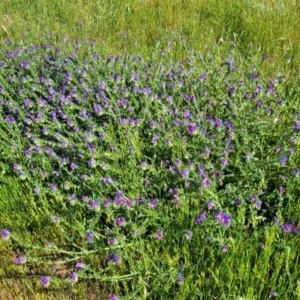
[1,0,300,77]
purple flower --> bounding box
[249,195,256,202]
[177,271,184,283]
[156,231,163,239]
[235,199,241,205]
[70,162,78,170]
[278,186,284,194]
[24,149,31,157]
[149,198,157,208]
[80,174,88,180]
[18,170,26,179]
[224,147,230,154]
[212,170,219,176]
[275,145,281,152]
[88,159,96,167]
[195,212,206,224]
[119,118,127,125]
[49,183,57,190]
[114,191,124,205]
[250,73,258,80]
[216,212,231,227]
[85,230,94,242]
[114,256,121,265]
[283,224,291,232]
[116,217,125,227]
[174,159,181,166]
[207,200,214,209]
[188,124,196,133]
[294,121,300,131]
[107,253,121,264]
[41,276,50,287]
[184,109,192,119]
[89,200,100,211]
[125,199,132,208]
[5,115,15,123]
[270,291,278,297]
[69,272,78,285]
[280,155,288,164]
[222,246,229,252]
[75,262,85,269]
[185,231,193,239]
[282,224,293,232]
[199,73,207,82]
[14,163,22,170]
[202,178,213,188]
[51,215,60,223]
[181,169,188,178]
[109,237,118,244]
[104,199,110,207]
[266,86,273,93]
[259,243,265,249]
[47,150,56,157]
[228,86,235,96]
[214,119,223,127]
[166,95,173,102]
[292,168,299,177]
[282,223,297,233]
[254,200,262,210]
[52,171,60,177]
[23,98,31,107]
[128,146,134,154]
[140,161,147,168]
[221,158,228,167]
[80,196,88,202]
[94,104,102,114]
[169,166,175,172]
[109,295,118,300]
[255,99,263,108]
[33,185,40,194]
[2,229,10,240]
[15,256,26,264]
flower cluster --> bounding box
[0,36,299,298]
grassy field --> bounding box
[1,1,300,299]
[1,0,300,77]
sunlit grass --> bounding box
[1,1,300,299]
[1,0,300,78]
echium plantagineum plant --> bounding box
[0,34,299,298]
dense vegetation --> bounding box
[1,1,300,299]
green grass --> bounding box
[0,1,300,299]
[1,0,300,78]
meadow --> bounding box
[0,1,300,299]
